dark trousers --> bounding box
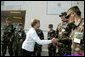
[2,43,13,56]
[48,44,56,56]
[13,42,23,56]
[22,49,33,56]
[33,46,42,56]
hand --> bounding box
[51,38,59,46]
[51,38,57,44]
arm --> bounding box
[32,31,51,45]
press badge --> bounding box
[73,38,81,43]
[73,32,83,43]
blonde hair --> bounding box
[31,19,40,27]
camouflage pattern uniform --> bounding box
[56,21,72,55]
[48,29,56,56]
[65,6,84,55]
[70,18,84,54]
[2,24,15,56]
[13,26,26,56]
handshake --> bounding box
[51,38,58,46]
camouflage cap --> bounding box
[66,6,81,18]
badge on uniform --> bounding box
[73,32,83,43]
[73,38,81,43]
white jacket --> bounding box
[22,27,51,52]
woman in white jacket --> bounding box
[22,19,57,56]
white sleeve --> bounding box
[31,31,51,45]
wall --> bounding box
[22,1,62,31]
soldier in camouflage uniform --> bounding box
[47,24,56,56]
[65,6,84,54]
[2,18,15,56]
[13,23,26,56]
[33,29,44,56]
[56,12,72,55]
